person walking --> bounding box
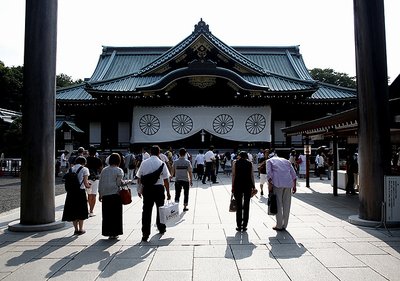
[86,146,103,217]
[62,156,91,235]
[193,149,205,180]
[267,152,297,231]
[258,149,269,196]
[297,152,307,179]
[223,151,232,176]
[231,151,256,232]
[125,148,136,181]
[98,153,130,239]
[316,150,326,180]
[202,145,218,184]
[172,148,193,211]
[136,145,171,242]
[60,150,69,175]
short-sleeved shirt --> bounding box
[71,164,90,190]
[98,166,124,196]
[194,153,205,165]
[136,155,171,185]
[266,156,297,188]
[173,157,192,182]
[204,150,215,162]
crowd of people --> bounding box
[60,143,359,241]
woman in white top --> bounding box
[62,156,91,235]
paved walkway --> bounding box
[0,174,399,281]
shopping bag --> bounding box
[267,193,277,215]
[229,194,237,212]
[159,202,180,224]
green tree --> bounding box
[0,61,83,111]
[56,73,83,88]
[309,68,356,88]
[0,61,24,111]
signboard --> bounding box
[384,176,400,223]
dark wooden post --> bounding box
[305,136,310,188]
[353,0,391,221]
[332,133,338,196]
[9,0,63,231]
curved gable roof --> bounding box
[57,19,356,104]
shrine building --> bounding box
[56,19,356,153]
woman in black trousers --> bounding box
[231,151,256,231]
[98,153,131,239]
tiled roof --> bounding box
[310,82,357,100]
[56,19,356,103]
[56,84,92,101]
[55,120,84,133]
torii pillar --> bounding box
[9,0,64,231]
[351,0,391,223]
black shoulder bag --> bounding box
[141,163,164,187]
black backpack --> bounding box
[63,166,83,192]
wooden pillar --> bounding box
[305,136,310,188]
[332,133,338,196]
[353,0,391,221]
[19,0,59,225]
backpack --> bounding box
[63,166,83,192]
[140,163,164,187]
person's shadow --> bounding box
[225,231,256,259]
[268,230,307,259]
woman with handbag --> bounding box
[98,153,131,239]
[231,151,256,232]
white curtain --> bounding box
[131,106,271,143]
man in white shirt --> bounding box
[202,146,218,184]
[60,150,69,175]
[193,149,205,180]
[136,145,171,242]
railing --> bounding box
[0,158,22,177]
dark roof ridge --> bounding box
[56,83,86,92]
[136,19,269,76]
[316,81,357,91]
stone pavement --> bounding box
[0,174,399,281]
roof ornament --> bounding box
[194,18,210,33]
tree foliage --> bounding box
[309,68,356,89]
[0,61,23,111]
[0,61,82,157]
[0,60,82,111]
[56,73,83,88]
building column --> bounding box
[9,0,64,231]
[353,0,391,222]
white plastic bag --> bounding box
[159,202,180,224]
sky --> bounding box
[1,0,399,82]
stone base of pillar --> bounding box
[348,215,381,227]
[8,221,65,232]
